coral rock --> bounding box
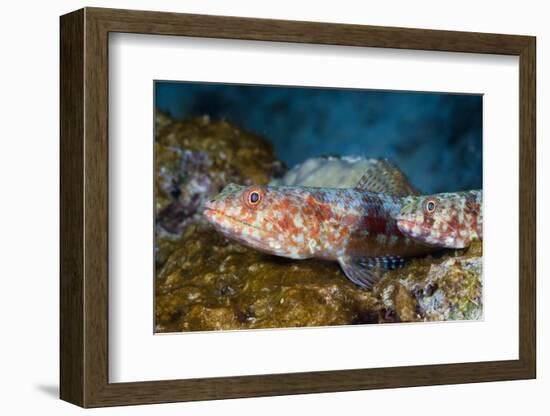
[155,223,483,332]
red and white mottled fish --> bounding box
[396,190,483,249]
[203,160,482,289]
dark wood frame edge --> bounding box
[60,7,536,408]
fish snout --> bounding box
[202,199,218,223]
[203,199,215,211]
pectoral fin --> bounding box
[338,255,405,290]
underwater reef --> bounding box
[155,112,482,332]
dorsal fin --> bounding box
[354,159,419,196]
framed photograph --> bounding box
[60,7,536,407]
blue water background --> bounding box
[155,82,482,194]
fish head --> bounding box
[203,183,312,258]
[396,193,471,249]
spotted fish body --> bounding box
[396,190,483,249]
[203,161,436,289]
[205,185,429,256]
[203,160,482,289]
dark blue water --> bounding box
[155,82,482,194]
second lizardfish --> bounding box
[396,190,482,249]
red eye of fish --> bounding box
[244,187,263,208]
[424,199,437,216]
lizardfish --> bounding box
[396,190,483,249]
[203,166,482,289]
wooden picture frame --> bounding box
[60,7,536,408]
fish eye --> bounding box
[424,199,437,215]
[244,188,263,208]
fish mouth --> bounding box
[396,218,431,241]
[203,200,215,211]
[203,208,276,237]
[396,218,416,234]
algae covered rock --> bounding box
[155,223,381,332]
[155,224,483,332]
[376,240,483,323]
